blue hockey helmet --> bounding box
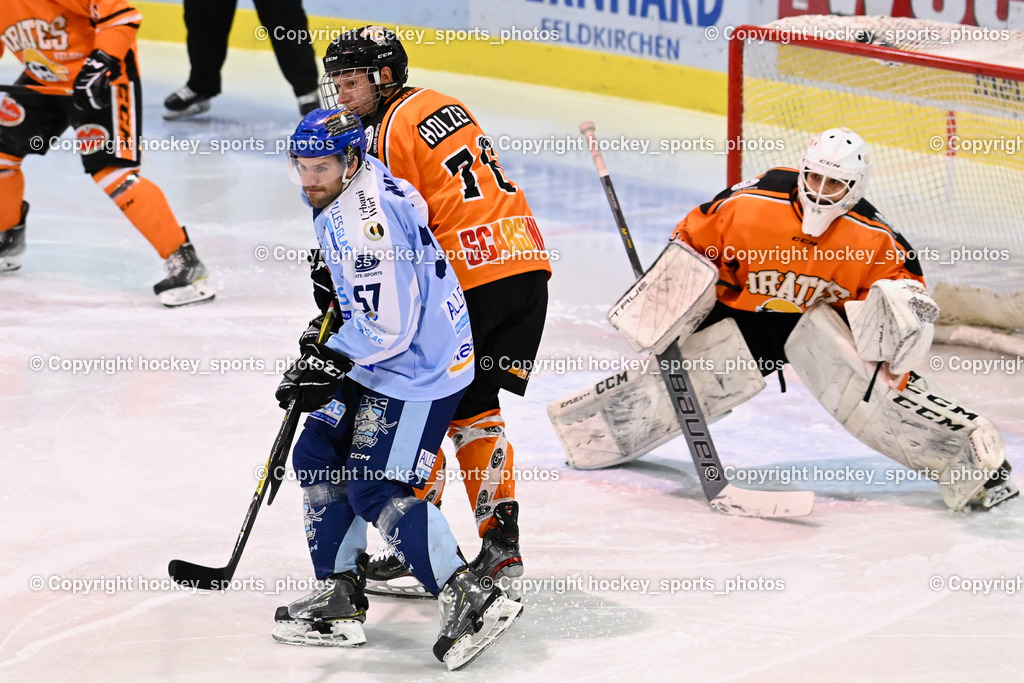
[286,108,367,195]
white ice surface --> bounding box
[2,42,1023,682]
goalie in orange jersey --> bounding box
[0,0,214,306]
[309,26,551,600]
[551,127,1017,512]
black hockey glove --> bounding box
[73,50,121,111]
[309,248,338,314]
[298,313,341,354]
[276,343,353,412]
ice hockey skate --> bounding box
[968,462,1019,510]
[470,501,524,601]
[163,85,212,120]
[153,231,215,307]
[272,558,369,647]
[0,202,28,273]
[364,544,433,600]
[433,567,523,671]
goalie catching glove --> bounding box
[276,343,353,412]
[845,278,939,375]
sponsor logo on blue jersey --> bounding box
[354,254,381,272]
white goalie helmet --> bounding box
[797,127,872,237]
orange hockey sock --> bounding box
[93,167,185,258]
[0,153,25,230]
[449,410,516,536]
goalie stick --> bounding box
[0,83,71,96]
[579,121,814,518]
[169,306,336,589]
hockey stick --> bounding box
[579,121,814,517]
[1,83,72,98]
[168,307,336,589]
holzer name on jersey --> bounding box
[416,105,473,149]
[747,269,851,310]
[458,215,544,268]
[2,17,70,52]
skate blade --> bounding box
[0,255,22,272]
[444,596,523,671]
[365,576,435,600]
[158,280,216,308]
[973,480,1020,510]
[163,101,211,121]
[272,619,366,647]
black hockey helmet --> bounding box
[323,26,409,87]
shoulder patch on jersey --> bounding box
[364,221,384,241]
[730,177,759,191]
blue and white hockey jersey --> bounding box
[310,156,474,401]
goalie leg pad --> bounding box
[607,239,718,355]
[549,318,766,470]
[786,303,1012,511]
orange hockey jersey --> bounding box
[0,0,140,84]
[672,168,924,313]
[367,87,551,291]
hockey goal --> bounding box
[728,15,1024,352]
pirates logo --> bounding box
[352,396,398,449]
[23,48,69,83]
[755,298,804,313]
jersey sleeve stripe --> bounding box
[94,8,143,29]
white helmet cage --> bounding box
[797,127,872,237]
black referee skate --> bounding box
[163,85,212,120]
[433,566,522,671]
[0,202,28,273]
[297,90,320,115]
[471,501,524,600]
[273,554,369,647]
[153,230,215,307]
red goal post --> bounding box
[727,16,1024,352]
